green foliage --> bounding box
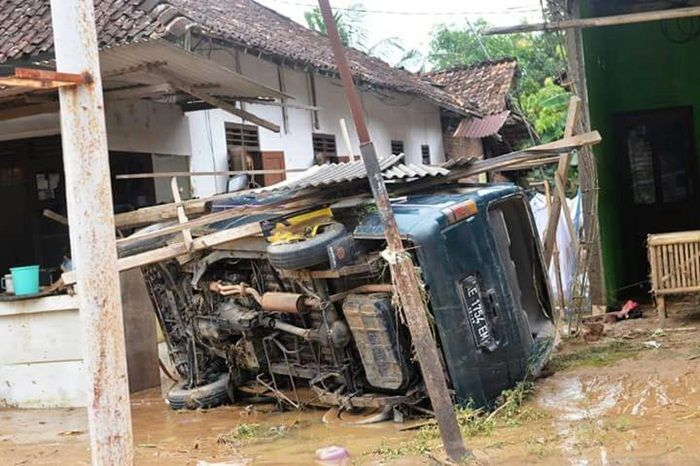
[548,339,644,372]
[521,78,571,142]
[303,4,366,49]
[371,381,546,461]
[217,421,297,446]
[303,4,423,68]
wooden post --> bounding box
[542,96,580,266]
[565,0,607,307]
[318,0,468,461]
[49,0,134,464]
[544,181,567,320]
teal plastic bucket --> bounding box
[10,265,40,296]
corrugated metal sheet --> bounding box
[453,111,510,139]
[383,163,449,179]
[99,39,287,99]
[260,154,449,193]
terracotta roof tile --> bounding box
[425,59,518,115]
[0,0,477,115]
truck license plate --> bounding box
[461,275,497,352]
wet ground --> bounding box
[2,303,700,465]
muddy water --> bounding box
[3,316,700,465]
[0,389,413,465]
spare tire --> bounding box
[267,221,346,270]
[166,373,231,410]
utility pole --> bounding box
[317,1,468,461]
[49,1,134,464]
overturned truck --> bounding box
[126,159,557,415]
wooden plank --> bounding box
[171,177,193,251]
[661,244,670,289]
[113,201,207,228]
[523,129,597,153]
[657,284,700,295]
[542,96,581,266]
[63,221,263,285]
[14,68,85,84]
[116,192,321,248]
[485,6,700,34]
[152,68,281,132]
[693,242,698,286]
[43,209,69,226]
[648,230,700,245]
[115,168,307,179]
[554,173,579,250]
[649,244,659,294]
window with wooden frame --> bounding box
[421,144,431,165]
[312,133,338,164]
[225,123,260,149]
[391,140,404,155]
[225,123,260,172]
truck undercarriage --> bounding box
[136,185,557,415]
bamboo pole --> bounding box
[485,6,700,35]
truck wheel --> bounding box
[266,222,346,270]
[166,373,231,410]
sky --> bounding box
[256,0,545,67]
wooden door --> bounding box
[615,106,699,294]
[261,151,286,186]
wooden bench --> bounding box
[648,230,700,322]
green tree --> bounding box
[304,4,422,68]
[304,4,367,49]
[521,78,570,142]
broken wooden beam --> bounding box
[485,5,700,35]
[62,220,264,285]
[542,97,581,267]
[0,67,85,89]
[115,168,308,179]
[151,68,281,133]
[43,209,69,225]
[171,177,193,251]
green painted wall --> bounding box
[580,6,700,300]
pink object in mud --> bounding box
[315,445,350,465]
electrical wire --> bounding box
[264,0,543,16]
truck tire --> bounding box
[118,221,177,257]
[166,373,231,410]
[266,221,346,270]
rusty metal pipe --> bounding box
[261,292,309,314]
[209,282,320,313]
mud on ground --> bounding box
[1,301,699,465]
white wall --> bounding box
[0,295,86,408]
[187,50,446,198]
[151,153,191,202]
[0,100,192,156]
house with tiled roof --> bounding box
[0,0,489,406]
[425,58,533,161]
[0,0,481,194]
